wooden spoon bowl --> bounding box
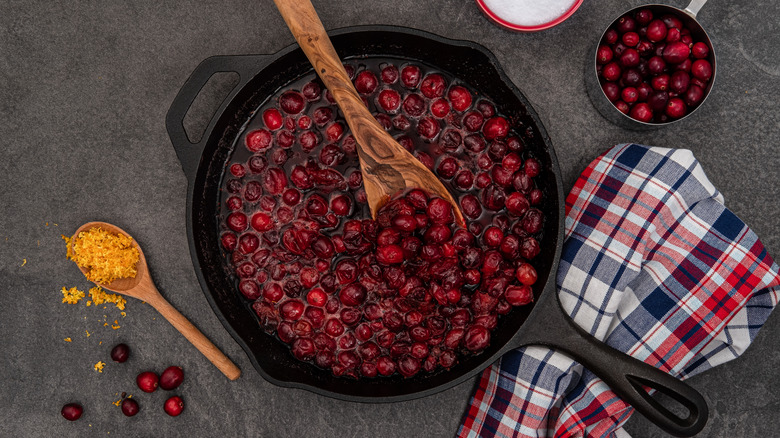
[71,221,241,380]
[273,0,465,226]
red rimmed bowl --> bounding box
[475,0,584,32]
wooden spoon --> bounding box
[273,0,465,227]
[71,221,241,381]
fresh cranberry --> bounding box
[622,31,639,47]
[652,74,670,91]
[670,71,690,94]
[137,371,159,393]
[684,85,705,107]
[602,62,622,82]
[663,42,690,64]
[666,97,687,118]
[160,366,184,390]
[602,82,620,102]
[61,403,83,421]
[597,45,613,64]
[121,398,139,417]
[692,42,709,59]
[164,396,184,417]
[691,59,712,81]
[110,343,130,363]
[636,8,653,25]
[622,87,639,104]
[604,29,619,45]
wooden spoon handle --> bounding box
[272,0,390,160]
[147,292,241,380]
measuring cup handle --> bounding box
[684,0,708,18]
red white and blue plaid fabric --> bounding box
[458,144,780,438]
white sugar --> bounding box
[482,0,578,27]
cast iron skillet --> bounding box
[165,26,707,436]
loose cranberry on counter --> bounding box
[61,403,83,421]
[164,396,184,417]
[110,343,130,363]
[159,366,184,391]
[121,398,139,417]
[136,371,159,393]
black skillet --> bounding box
[165,26,707,436]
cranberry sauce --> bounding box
[217,57,546,379]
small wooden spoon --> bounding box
[71,222,241,381]
[273,0,465,227]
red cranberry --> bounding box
[245,129,272,152]
[376,244,404,265]
[325,122,344,142]
[692,42,709,59]
[666,27,681,43]
[279,91,305,114]
[614,100,630,115]
[604,28,618,45]
[402,93,426,117]
[666,97,687,118]
[263,108,283,130]
[312,107,333,126]
[121,398,139,417]
[482,116,509,140]
[417,117,441,139]
[602,62,622,82]
[684,85,705,107]
[648,56,666,75]
[355,71,378,94]
[137,371,159,393]
[648,90,670,111]
[597,45,613,64]
[164,396,184,417]
[464,325,490,351]
[110,343,130,363]
[621,87,639,104]
[61,403,83,421]
[629,103,653,122]
[377,89,401,112]
[462,111,484,132]
[505,285,533,306]
[652,74,670,91]
[602,82,620,102]
[616,15,636,33]
[622,31,639,47]
[448,85,473,111]
[302,82,321,101]
[646,19,667,42]
[663,42,690,64]
[420,73,447,98]
[401,65,421,88]
[621,68,642,87]
[661,14,683,30]
[691,59,712,81]
[340,284,367,306]
[670,71,690,94]
[430,98,450,118]
[381,65,399,83]
[160,366,184,390]
[675,58,692,73]
[636,8,653,25]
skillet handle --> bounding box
[165,55,266,181]
[521,290,708,437]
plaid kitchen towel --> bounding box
[458,143,780,438]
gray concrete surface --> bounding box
[1,0,778,436]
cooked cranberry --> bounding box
[137,371,159,393]
[462,111,484,132]
[121,398,139,417]
[426,198,454,224]
[221,232,237,251]
[339,283,367,306]
[279,91,305,114]
[381,64,399,83]
[245,129,272,152]
[482,116,509,140]
[482,184,506,211]
[159,366,184,391]
[355,71,378,94]
[302,82,321,101]
[522,209,544,234]
[110,343,130,363]
[430,98,451,118]
[61,403,83,421]
[164,396,184,417]
[420,73,447,98]
[377,89,401,112]
[464,325,490,351]
[505,192,530,216]
[325,122,344,142]
[417,117,441,139]
[401,65,421,88]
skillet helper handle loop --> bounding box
[146,291,241,381]
[165,55,259,181]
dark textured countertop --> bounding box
[2,1,778,436]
